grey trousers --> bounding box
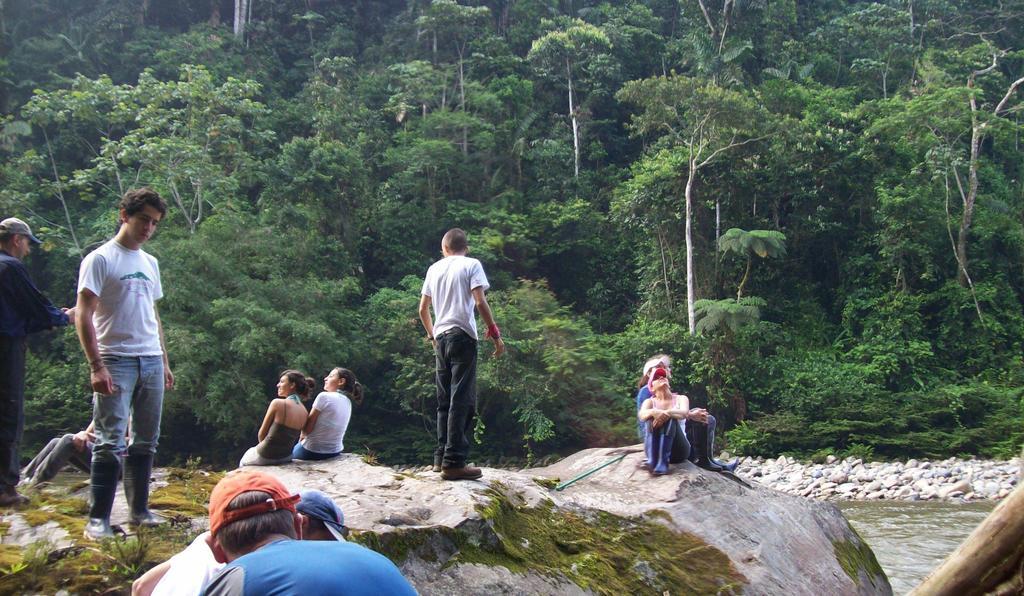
[22,434,91,485]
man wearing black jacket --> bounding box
[0,217,73,506]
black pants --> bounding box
[684,414,719,462]
[434,329,478,468]
[0,335,26,490]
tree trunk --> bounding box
[685,158,697,334]
[458,48,468,156]
[715,196,721,291]
[910,479,1024,595]
[567,57,580,179]
[209,0,221,26]
[958,112,981,287]
[736,257,751,300]
[234,0,248,37]
[657,227,673,308]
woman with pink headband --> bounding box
[635,355,737,472]
[637,367,691,474]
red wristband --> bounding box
[486,323,501,340]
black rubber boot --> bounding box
[84,459,120,540]
[690,424,724,471]
[125,453,164,527]
[705,415,739,472]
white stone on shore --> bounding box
[938,479,971,499]
[829,471,848,484]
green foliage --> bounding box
[99,532,151,579]
[694,297,766,334]
[4,0,1024,465]
[724,421,770,457]
[718,228,787,260]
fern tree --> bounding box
[718,228,787,299]
[694,296,765,334]
[693,229,785,423]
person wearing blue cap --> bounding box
[0,217,74,507]
[296,490,348,541]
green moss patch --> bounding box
[352,527,452,564]
[149,467,223,517]
[0,544,22,569]
[833,534,887,590]
[532,477,559,489]
[449,484,746,595]
[24,492,90,537]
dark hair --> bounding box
[332,367,364,406]
[217,490,297,556]
[119,187,167,217]
[281,369,315,398]
[442,228,468,253]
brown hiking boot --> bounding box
[441,465,483,481]
[0,487,29,507]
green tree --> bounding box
[617,75,765,333]
[528,19,612,178]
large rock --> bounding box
[264,448,890,595]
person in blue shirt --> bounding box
[201,470,417,596]
[0,217,73,507]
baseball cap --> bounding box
[208,470,300,537]
[647,366,669,393]
[0,218,42,244]
[296,490,347,541]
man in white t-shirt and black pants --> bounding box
[418,229,504,481]
[75,188,174,539]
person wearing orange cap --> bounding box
[0,216,74,506]
[200,471,416,596]
[132,487,350,596]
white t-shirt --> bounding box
[152,531,224,596]
[421,255,489,340]
[301,391,352,454]
[77,239,163,356]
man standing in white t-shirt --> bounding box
[418,229,504,481]
[75,187,174,539]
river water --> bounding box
[838,500,996,595]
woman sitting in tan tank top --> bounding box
[239,369,312,467]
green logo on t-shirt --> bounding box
[120,271,151,281]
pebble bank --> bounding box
[734,455,1021,501]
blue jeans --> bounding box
[291,443,340,460]
[434,328,478,469]
[644,419,689,474]
[92,355,164,465]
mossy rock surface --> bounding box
[0,465,216,595]
[451,485,745,594]
[149,468,223,518]
[833,524,888,593]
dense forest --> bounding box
[1,0,1022,467]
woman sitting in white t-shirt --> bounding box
[291,367,363,461]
